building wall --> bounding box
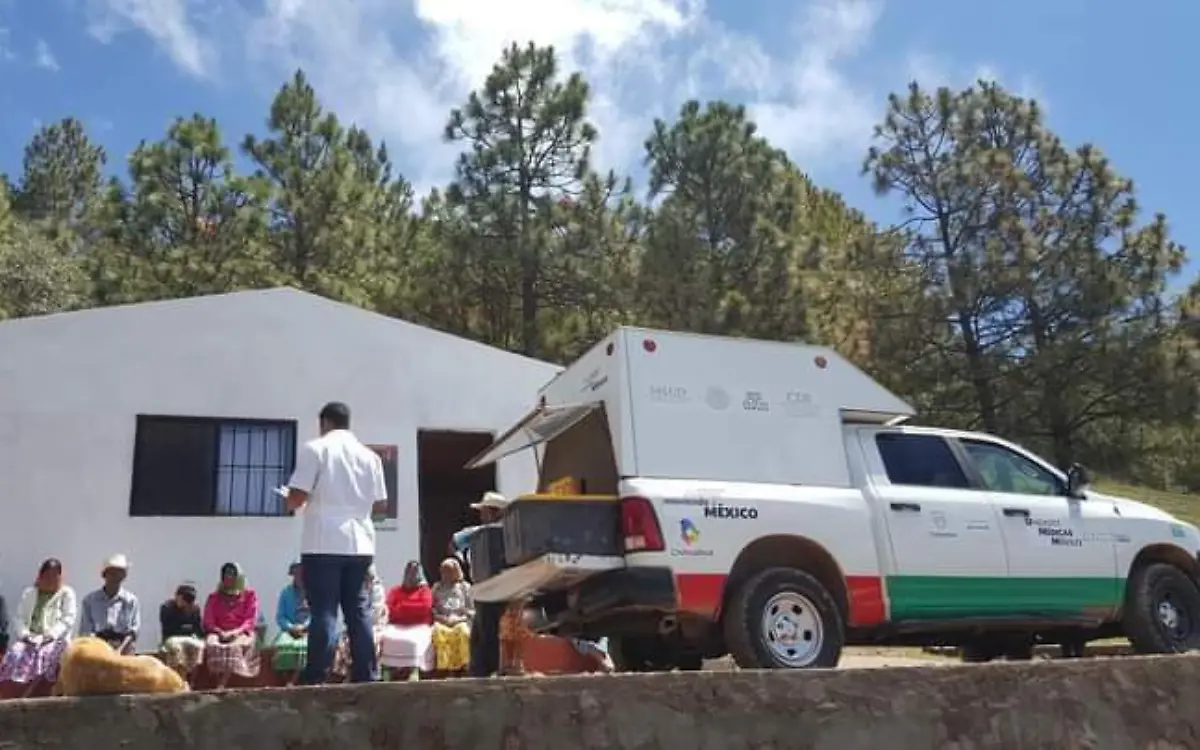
[0,290,559,646]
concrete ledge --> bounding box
[3,655,1200,749]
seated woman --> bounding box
[331,564,386,682]
[78,554,141,655]
[0,558,77,697]
[378,561,434,681]
[430,557,473,675]
[271,562,310,685]
[202,562,261,688]
[159,582,205,682]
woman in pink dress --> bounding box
[202,562,260,688]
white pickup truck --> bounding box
[468,327,1200,669]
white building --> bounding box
[0,288,559,646]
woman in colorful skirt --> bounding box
[430,557,473,674]
[270,562,309,685]
[378,561,434,680]
[159,581,206,683]
[331,564,386,681]
[202,562,261,688]
[0,558,77,697]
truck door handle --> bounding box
[1003,507,1030,518]
[889,502,921,513]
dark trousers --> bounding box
[469,602,502,677]
[300,553,377,684]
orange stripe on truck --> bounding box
[675,573,887,627]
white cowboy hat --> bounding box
[470,491,509,511]
[103,553,129,571]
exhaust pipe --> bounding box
[658,615,679,635]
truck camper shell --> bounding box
[468,327,915,490]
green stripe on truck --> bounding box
[885,576,1125,620]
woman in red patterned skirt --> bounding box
[201,562,261,688]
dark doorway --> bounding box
[416,430,497,581]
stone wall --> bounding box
[3,656,1198,749]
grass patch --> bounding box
[1094,480,1200,525]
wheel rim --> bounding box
[1157,592,1193,645]
[760,591,824,667]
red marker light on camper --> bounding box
[643,339,657,353]
[814,356,828,369]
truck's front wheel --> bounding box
[1124,562,1200,654]
[723,567,844,669]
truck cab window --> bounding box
[960,440,1063,496]
[874,433,970,489]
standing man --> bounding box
[285,402,388,685]
[453,491,510,677]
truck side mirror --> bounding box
[1066,463,1093,498]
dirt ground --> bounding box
[702,647,956,671]
[836,648,954,669]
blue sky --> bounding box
[0,0,1196,282]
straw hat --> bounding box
[103,553,129,572]
[470,491,510,511]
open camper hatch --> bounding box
[465,326,915,604]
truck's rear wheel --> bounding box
[723,567,844,669]
[609,635,702,672]
[1124,563,1200,654]
[609,636,668,672]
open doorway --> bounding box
[416,430,498,581]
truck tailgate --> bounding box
[471,553,625,603]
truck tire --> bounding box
[609,636,664,672]
[675,651,704,671]
[1124,563,1200,654]
[1003,640,1035,661]
[723,567,844,669]
[609,636,702,672]
[960,643,996,663]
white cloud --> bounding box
[237,0,897,187]
[80,0,1033,189]
[745,0,884,168]
[241,0,709,188]
[34,39,58,71]
[0,27,14,62]
[85,0,213,78]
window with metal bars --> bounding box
[129,415,297,517]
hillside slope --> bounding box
[1096,480,1200,524]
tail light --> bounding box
[621,495,665,553]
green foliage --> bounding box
[442,42,599,357]
[1,50,1196,491]
[0,194,87,319]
